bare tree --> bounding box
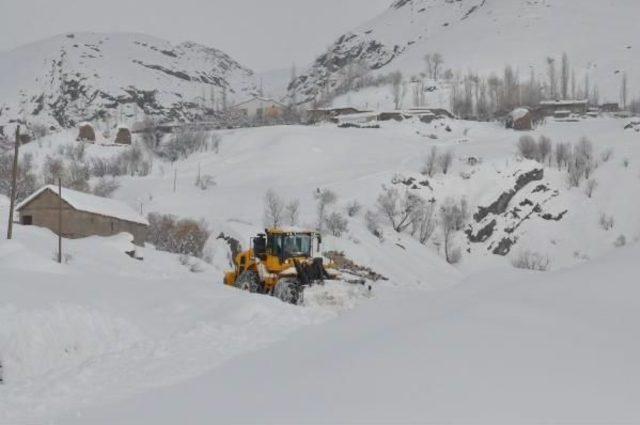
[547,57,558,99]
[285,199,300,226]
[263,189,285,228]
[561,53,570,100]
[439,198,466,264]
[390,72,405,110]
[376,187,425,233]
[621,72,628,109]
[314,188,337,233]
[584,179,598,198]
[431,53,444,81]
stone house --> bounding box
[77,123,96,142]
[16,185,148,246]
[115,126,132,144]
[506,108,533,130]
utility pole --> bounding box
[58,178,62,264]
[173,167,177,193]
[7,125,20,240]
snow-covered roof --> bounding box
[16,185,148,226]
[539,100,588,106]
[233,96,285,109]
[509,108,530,120]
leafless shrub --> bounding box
[147,213,210,258]
[365,210,383,239]
[67,162,90,192]
[600,148,614,163]
[92,177,120,198]
[43,155,67,184]
[599,214,614,231]
[439,197,468,264]
[376,186,425,233]
[538,136,552,164]
[614,235,627,247]
[412,200,437,244]
[345,200,362,217]
[517,135,538,160]
[314,188,338,233]
[0,153,38,202]
[195,174,216,190]
[285,199,300,225]
[511,250,550,271]
[555,142,572,169]
[438,149,454,174]
[622,158,630,168]
[263,189,285,228]
[584,178,598,198]
[325,211,348,237]
[30,123,49,139]
[421,146,439,176]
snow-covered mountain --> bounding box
[292,0,639,104]
[0,32,257,132]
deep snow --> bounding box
[1,114,639,424]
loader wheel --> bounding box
[236,271,261,294]
[273,279,303,305]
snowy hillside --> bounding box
[1,114,640,423]
[0,32,257,132]
[292,0,640,104]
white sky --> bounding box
[1,0,391,72]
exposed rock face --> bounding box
[0,32,257,130]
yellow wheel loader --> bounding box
[224,228,340,304]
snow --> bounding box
[16,185,148,226]
[1,115,640,423]
[59,243,640,424]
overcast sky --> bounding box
[1,0,391,72]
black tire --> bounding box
[236,270,262,294]
[273,279,303,305]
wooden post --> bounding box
[6,125,20,240]
[58,178,62,264]
[173,167,177,193]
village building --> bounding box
[16,185,148,246]
[506,108,533,131]
[538,100,588,117]
[232,97,285,121]
[77,123,96,142]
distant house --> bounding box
[538,100,588,116]
[601,103,620,113]
[16,185,148,246]
[506,108,533,131]
[232,97,285,121]
[305,107,367,124]
[77,123,96,142]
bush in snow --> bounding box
[325,212,349,237]
[195,174,216,191]
[511,250,550,271]
[147,213,210,258]
[599,214,615,231]
[584,178,598,198]
[376,186,426,233]
[158,129,215,161]
[29,122,49,139]
[517,135,537,160]
[411,200,437,244]
[600,148,614,163]
[555,142,572,170]
[92,177,120,198]
[0,153,38,202]
[345,200,362,217]
[263,189,285,228]
[43,155,67,184]
[614,235,627,248]
[439,197,468,264]
[622,158,630,168]
[364,210,383,240]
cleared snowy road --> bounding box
[61,244,640,424]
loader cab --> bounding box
[265,228,319,263]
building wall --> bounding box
[235,99,284,120]
[18,190,147,246]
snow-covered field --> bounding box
[1,115,640,423]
